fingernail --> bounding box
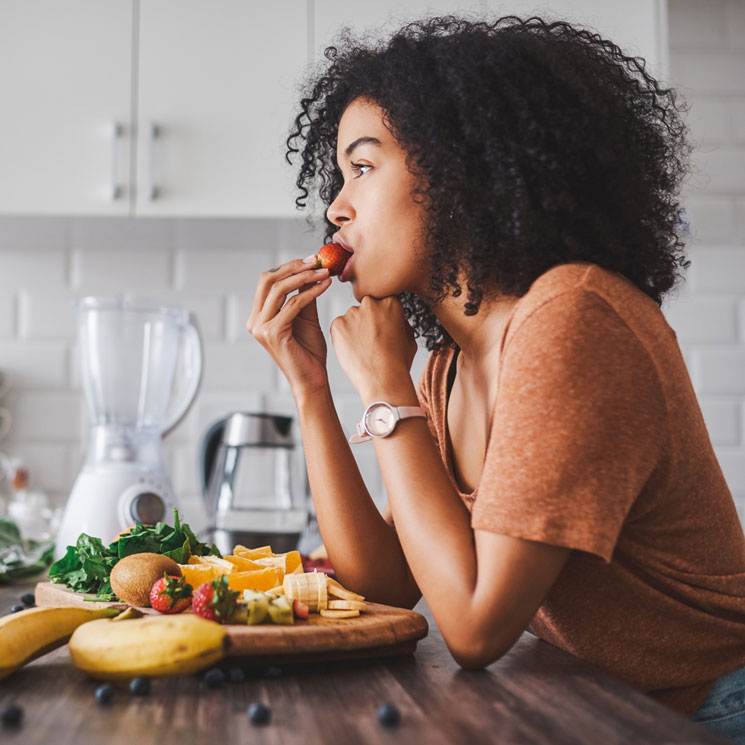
[303,254,317,264]
[314,267,328,275]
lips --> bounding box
[340,252,354,283]
[332,235,353,254]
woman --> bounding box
[248,16,745,740]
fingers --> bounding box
[250,256,318,319]
[259,266,329,321]
[261,278,332,342]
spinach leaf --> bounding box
[0,516,55,583]
[48,509,219,599]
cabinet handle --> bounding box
[107,121,122,201]
[148,121,159,200]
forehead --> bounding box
[336,98,389,153]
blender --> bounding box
[54,296,203,559]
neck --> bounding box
[433,291,519,366]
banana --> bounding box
[68,614,229,679]
[284,572,365,613]
[327,599,366,611]
[327,577,365,602]
[320,609,360,619]
[0,606,120,680]
[283,571,329,611]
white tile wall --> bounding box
[661,0,745,514]
[0,0,744,534]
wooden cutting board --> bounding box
[34,581,429,664]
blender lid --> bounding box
[222,412,294,448]
[77,294,189,320]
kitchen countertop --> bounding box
[0,578,728,745]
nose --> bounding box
[326,186,354,226]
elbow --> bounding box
[445,624,519,670]
[448,637,505,671]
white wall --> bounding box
[663,0,745,518]
[0,0,743,534]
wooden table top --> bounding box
[0,579,727,745]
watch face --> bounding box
[365,403,396,437]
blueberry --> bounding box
[203,668,225,688]
[247,701,271,725]
[377,703,401,727]
[129,676,150,696]
[264,665,282,678]
[95,683,115,705]
[10,605,24,613]
[1,704,23,726]
[20,593,35,607]
[228,666,245,683]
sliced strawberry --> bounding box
[192,574,239,623]
[314,243,351,276]
[150,573,193,614]
[293,599,309,620]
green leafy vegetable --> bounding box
[0,517,55,584]
[48,509,220,601]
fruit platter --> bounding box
[2,512,427,683]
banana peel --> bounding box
[0,605,121,680]
[68,613,230,679]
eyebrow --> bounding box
[343,136,382,158]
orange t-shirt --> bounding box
[417,262,745,715]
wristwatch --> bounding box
[349,401,427,444]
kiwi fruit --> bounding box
[109,553,181,607]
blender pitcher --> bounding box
[55,296,203,558]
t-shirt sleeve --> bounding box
[471,289,667,562]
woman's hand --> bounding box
[247,257,332,398]
[330,296,418,402]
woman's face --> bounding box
[327,97,428,301]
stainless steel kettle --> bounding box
[199,412,309,555]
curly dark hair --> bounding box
[286,15,691,351]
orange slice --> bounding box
[226,567,283,593]
[253,554,287,574]
[178,563,219,588]
[274,550,303,574]
[223,554,265,572]
[232,544,273,559]
[195,555,235,573]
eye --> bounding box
[350,162,372,178]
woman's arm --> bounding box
[331,296,570,667]
[295,386,422,608]
[370,404,570,667]
[246,259,419,607]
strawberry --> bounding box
[292,599,309,620]
[192,574,240,623]
[149,573,193,614]
[314,242,351,276]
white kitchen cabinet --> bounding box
[0,0,133,215]
[0,0,307,217]
[0,0,666,217]
[136,1,307,217]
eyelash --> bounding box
[350,162,372,178]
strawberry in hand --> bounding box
[149,573,193,614]
[313,243,351,276]
[192,574,240,623]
